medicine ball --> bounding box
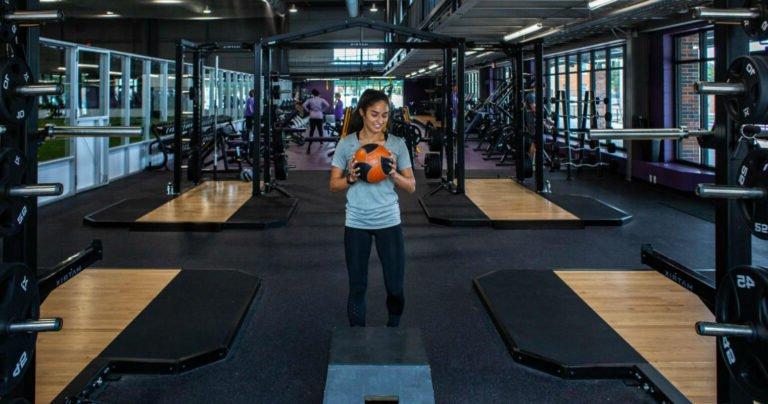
[354,143,393,183]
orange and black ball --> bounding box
[354,144,393,183]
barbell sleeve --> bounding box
[15,84,63,97]
[695,184,766,199]
[696,322,756,338]
[46,125,143,138]
[4,10,64,23]
[7,318,62,334]
[694,81,745,96]
[691,7,760,20]
[7,183,63,198]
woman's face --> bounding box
[360,100,389,135]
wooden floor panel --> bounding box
[36,269,179,403]
[138,181,252,223]
[465,179,578,221]
[413,114,443,128]
[556,270,715,404]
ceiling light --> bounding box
[429,63,438,69]
[503,22,543,42]
[466,51,477,56]
[588,0,619,10]
[289,3,298,13]
[153,0,183,4]
[40,0,62,3]
[203,5,212,14]
[104,11,120,17]
[418,68,426,73]
[370,3,378,12]
[520,26,563,43]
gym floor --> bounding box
[37,143,768,402]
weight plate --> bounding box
[0,199,26,237]
[0,58,32,123]
[0,262,39,397]
[0,148,25,187]
[737,148,768,239]
[742,0,768,41]
[725,55,768,124]
[715,265,768,402]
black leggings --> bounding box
[307,118,324,151]
[345,225,405,327]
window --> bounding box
[333,48,385,64]
[675,29,715,166]
[78,51,103,118]
[38,43,70,162]
[543,44,625,149]
[334,79,404,109]
[465,71,479,104]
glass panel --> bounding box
[150,61,162,127]
[677,61,701,163]
[109,55,125,148]
[593,50,606,70]
[129,58,144,128]
[580,52,591,71]
[676,33,700,62]
[78,51,102,118]
[204,67,213,116]
[704,60,716,166]
[594,70,607,129]
[609,47,624,68]
[38,43,70,161]
[705,30,715,59]
[167,63,175,123]
[183,63,193,114]
[609,68,623,131]
[568,55,578,129]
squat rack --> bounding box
[255,18,464,194]
[173,40,258,195]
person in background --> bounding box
[303,89,330,154]
[334,93,344,133]
[244,89,255,143]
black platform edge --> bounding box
[84,195,298,232]
[53,269,261,403]
[473,270,688,403]
[417,197,491,227]
[490,218,584,230]
[83,197,171,228]
[543,193,633,226]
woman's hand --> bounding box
[347,158,360,184]
[387,154,398,177]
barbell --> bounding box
[692,0,768,41]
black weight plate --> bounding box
[0,58,32,123]
[738,148,768,239]
[0,147,25,187]
[726,55,768,124]
[424,152,441,179]
[716,265,768,402]
[742,0,768,41]
[0,199,26,237]
[274,155,288,181]
[0,262,39,397]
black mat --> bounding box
[227,195,299,229]
[83,194,297,231]
[544,193,633,226]
[474,270,643,374]
[55,269,261,402]
[474,270,688,402]
[418,187,490,226]
[658,199,715,223]
[83,197,171,226]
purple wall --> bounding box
[404,78,432,108]
[298,80,335,105]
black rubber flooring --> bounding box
[37,168,768,403]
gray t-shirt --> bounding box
[332,133,413,229]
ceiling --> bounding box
[39,0,350,19]
[386,0,711,77]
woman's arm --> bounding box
[330,158,359,192]
[390,167,416,194]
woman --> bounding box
[330,89,416,327]
[303,89,330,154]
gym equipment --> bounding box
[324,327,435,404]
[693,1,768,40]
[695,265,768,402]
[424,152,441,179]
[0,58,62,122]
[696,55,768,124]
[354,144,393,184]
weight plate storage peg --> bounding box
[725,55,768,124]
[0,262,40,397]
[0,58,33,123]
[713,265,768,402]
[737,148,768,239]
[742,0,768,41]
